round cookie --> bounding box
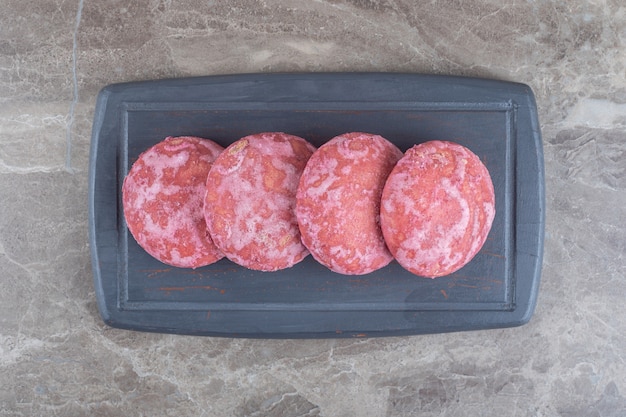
[296,132,403,275]
[122,136,225,268]
[204,132,315,271]
[380,140,495,278]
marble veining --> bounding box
[1,0,625,416]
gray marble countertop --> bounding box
[1,1,624,416]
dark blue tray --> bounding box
[88,73,544,338]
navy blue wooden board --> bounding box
[88,73,544,338]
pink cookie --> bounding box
[204,132,315,271]
[380,140,495,278]
[122,136,225,268]
[296,132,403,275]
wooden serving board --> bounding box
[88,73,544,338]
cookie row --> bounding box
[122,132,495,278]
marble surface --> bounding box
[1,0,625,415]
